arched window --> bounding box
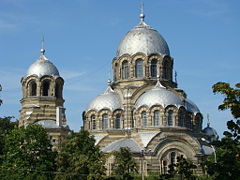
[135,59,143,78]
[150,59,157,77]
[141,111,147,127]
[122,60,129,79]
[167,110,173,126]
[115,114,121,129]
[55,82,62,98]
[29,81,37,96]
[42,81,50,96]
[170,152,176,165]
[186,113,192,129]
[163,160,167,174]
[178,111,185,127]
[163,62,168,79]
[153,110,160,126]
[91,115,96,130]
[102,114,108,129]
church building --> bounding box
[84,11,217,175]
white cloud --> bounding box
[60,70,85,80]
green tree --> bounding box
[55,128,106,180]
[0,116,18,156]
[0,124,56,180]
[174,155,196,180]
[112,147,137,180]
[205,82,240,180]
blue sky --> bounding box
[0,0,239,137]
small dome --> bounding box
[135,81,182,109]
[26,55,59,78]
[87,85,123,112]
[116,19,170,57]
[202,124,218,141]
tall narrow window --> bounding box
[178,111,185,127]
[167,110,173,126]
[150,59,157,77]
[91,115,96,130]
[141,111,147,127]
[163,62,168,79]
[115,114,121,129]
[122,61,129,79]
[135,59,143,78]
[170,152,176,165]
[42,81,50,96]
[102,114,108,129]
[29,81,37,96]
[163,160,167,174]
[55,82,62,98]
[153,110,160,126]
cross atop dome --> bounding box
[40,36,46,56]
[140,2,145,22]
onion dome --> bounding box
[202,123,218,142]
[86,82,123,112]
[135,81,182,109]
[26,49,59,78]
[116,12,170,57]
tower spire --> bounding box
[40,36,45,55]
[207,114,210,127]
[140,2,145,22]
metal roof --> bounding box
[26,55,59,78]
[101,138,142,153]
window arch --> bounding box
[135,59,143,78]
[167,110,173,126]
[153,110,160,126]
[115,114,121,129]
[150,59,157,77]
[102,113,108,129]
[42,80,50,96]
[141,111,147,127]
[91,115,96,130]
[29,81,37,96]
[122,60,129,79]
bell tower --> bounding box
[19,44,70,150]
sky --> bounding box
[0,0,239,137]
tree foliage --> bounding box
[0,124,56,179]
[112,147,138,180]
[205,82,240,180]
[0,116,18,156]
[55,128,106,180]
[174,155,196,180]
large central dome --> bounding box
[116,15,170,57]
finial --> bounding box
[207,114,210,127]
[40,36,45,55]
[155,75,165,88]
[140,2,145,22]
[175,71,178,84]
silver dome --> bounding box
[87,85,123,112]
[26,55,59,77]
[135,81,182,109]
[116,20,170,57]
[202,124,218,139]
